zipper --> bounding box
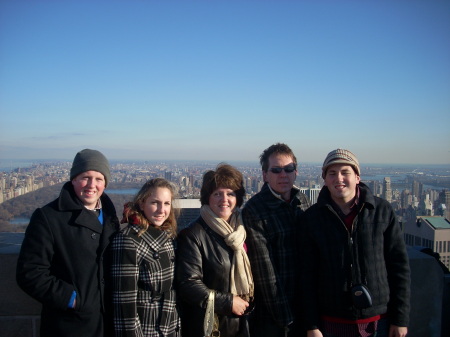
[325,203,365,287]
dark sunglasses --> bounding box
[269,165,296,174]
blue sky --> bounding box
[1,0,449,165]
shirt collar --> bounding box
[267,183,298,203]
[84,198,102,211]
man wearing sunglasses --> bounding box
[242,143,311,337]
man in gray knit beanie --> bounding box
[17,148,119,337]
[70,148,111,186]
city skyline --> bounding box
[1,1,449,165]
[2,159,449,218]
[1,158,450,173]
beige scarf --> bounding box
[200,205,254,301]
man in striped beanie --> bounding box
[300,148,410,337]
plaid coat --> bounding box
[241,183,310,332]
[111,224,180,337]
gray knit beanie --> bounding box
[322,148,360,179]
[70,149,111,186]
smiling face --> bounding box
[208,187,237,221]
[263,153,297,201]
[72,170,106,208]
[139,187,172,227]
[324,164,360,206]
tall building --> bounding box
[365,180,379,197]
[25,175,34,193]
[403,216,450,270]
[11,176,18,189]
[245,177,252,193]
[412,180,423,200]
[383,177,392,203]
[446,191,450,221]
[401,189,412,210]
[435,191,450,220]
[420,194,433,216]
[0,175,5,190]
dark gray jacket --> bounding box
[300,182,410,330]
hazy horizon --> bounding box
[1,157,449,172]
[1,1,449,165]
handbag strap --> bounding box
[204,290,215,337]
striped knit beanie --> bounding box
[322,148,360,179]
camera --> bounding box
[350,284,373,309]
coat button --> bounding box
[91,233,97,239]
[153,252,160,260]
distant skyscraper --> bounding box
[366,180,378,196]
[383,177,392,203]
[26,175,34,193]
[412,180,423,200]
[418,194,434,216]
[401,189,412,210]
[11,177,18,189]
[445,191,450,221]
[164,171,172,181]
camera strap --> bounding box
[348,217,367,288]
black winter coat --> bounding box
[176,217,250,337]
[300,183,410,330]
[16,182,119,337]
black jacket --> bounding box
[176,217,250,337]
[16,182,119,337]
[300,183,410,330]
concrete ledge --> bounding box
[0,254,41,316]
[1,234,448,337]
[0,234,41,337]
[407,247,444,337]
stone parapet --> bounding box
[1,234,448,337]
[0,245,41,337]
